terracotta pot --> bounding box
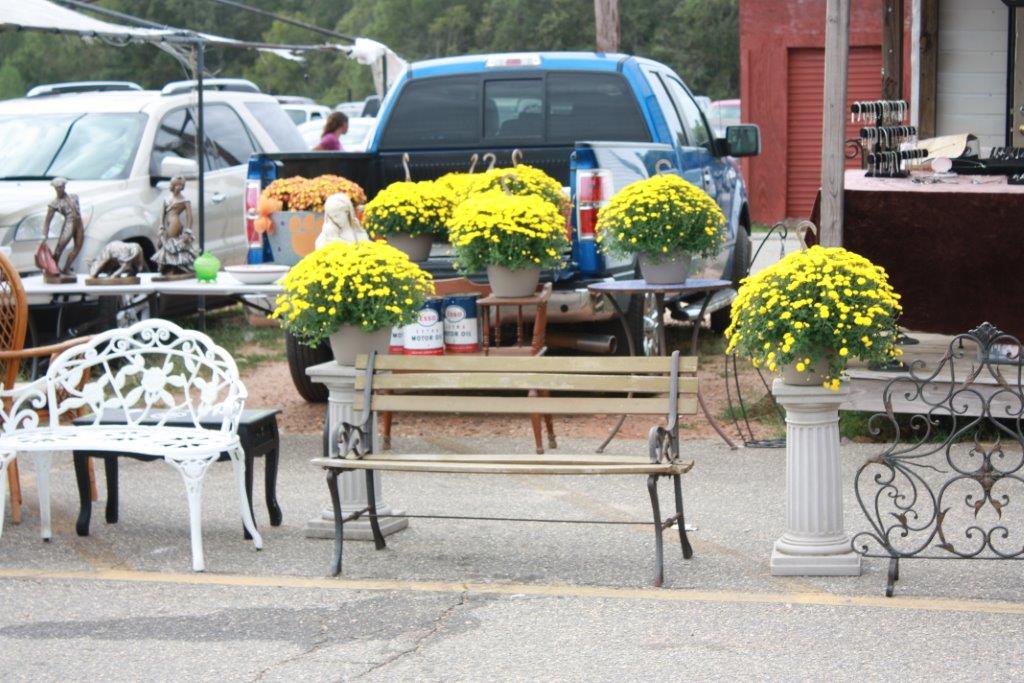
[781,355,833,386]
[328,325,391,367]
[385,232,433,262]
[486,265,541,297]
[638,252,693,284]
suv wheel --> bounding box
[711,227,751,334]
[98,293,152,330]
[286,332,332,403]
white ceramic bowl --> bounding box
[224,264,290,285]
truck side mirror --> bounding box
[724,125,761,157]
[158,155,199,180]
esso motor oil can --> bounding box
[443,293,481,353]
[403,298,444,355]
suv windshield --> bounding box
[0,113,145,180]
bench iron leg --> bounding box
[647,474,665,587]
[73,453,92,537]
[166,454,218,572]
[243,449,256,541]
[886,557,900,598]
[326,468,344,576]
[228,447,263,550]
[34,452,53,542]
[365,470,386,550]
[673,474,694,559]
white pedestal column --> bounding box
[770,379,860,576]
[303,361,408,540]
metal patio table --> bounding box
[588,278,738,451]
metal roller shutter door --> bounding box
[785,46,882,219]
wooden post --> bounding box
[917,0,939,138]
[819,0,850,247]
[882,0,904,100]
[594,0,620,53]
[1014,9,1024,147]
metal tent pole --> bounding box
[195,39,207,331]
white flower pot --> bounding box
[486,265,541,297]
[385,232,433,262]
[329,324,391,367]
[638,252,693,284]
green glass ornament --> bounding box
[193,251,221,282]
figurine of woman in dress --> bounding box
[154,175,199,277]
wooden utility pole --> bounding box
[594,0,620,53]
[882,0,904,100]
[819,0,850,247]
[917,0,939,138]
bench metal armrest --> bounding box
[0,377,49,433]
[330,351,378,460]
[649,351,683,464]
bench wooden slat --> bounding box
[356,354,698,374]
[343,452,658,465]
[356,372,698,394]
[312,457,694,475]
[356,394,698,415]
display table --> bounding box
[588,278,737,451]
[817,170,1024,337]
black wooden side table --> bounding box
[72,408,283,540]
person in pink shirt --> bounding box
[316,111,348,151]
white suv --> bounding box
[0,82,306,277]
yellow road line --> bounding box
[2,566,1023,616]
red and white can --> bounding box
[388,326,404,354]
[443,293,481,353]
[403,298,444,355]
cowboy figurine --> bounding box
[39,177,85,277]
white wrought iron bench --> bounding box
[0,319,261,571]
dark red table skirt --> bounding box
[812,173,1024,338]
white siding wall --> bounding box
[936,0,1008,148]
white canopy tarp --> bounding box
[0,0,407,94]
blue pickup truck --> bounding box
[246,52,760,399]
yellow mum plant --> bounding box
[725,246,903,390]
[271,240,434,345]
[448,190,569,273]
[362,180,454,238]
[435,172,480,206]
[595,174,725,260]
[468,165,570,214]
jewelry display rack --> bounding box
[852,100,926,178]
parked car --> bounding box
[708,99,742,138]
[280,101,333,126]
[247,52,759,399]
[0,80,306,334]
[334,95,381,118]
[296,116,378,151]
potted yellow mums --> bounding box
[725,245,903,389]
[595,174,725,284]
[362,180,454,262]
[272,240,434,365]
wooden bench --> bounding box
[312,351,699,586]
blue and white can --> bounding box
[443,293,481,353]
[403,298,444,355]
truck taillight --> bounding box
[575,169,613,241]
[244,180,261,244]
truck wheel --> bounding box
[286,331,331,403]
[711,228,752,334]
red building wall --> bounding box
[740,0,910,223]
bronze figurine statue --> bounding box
[36,177,84,283]
[85,241,147,285]
[153,175,199,280]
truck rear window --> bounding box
[380,72,650,150]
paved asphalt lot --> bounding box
[2,432,1024,681]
